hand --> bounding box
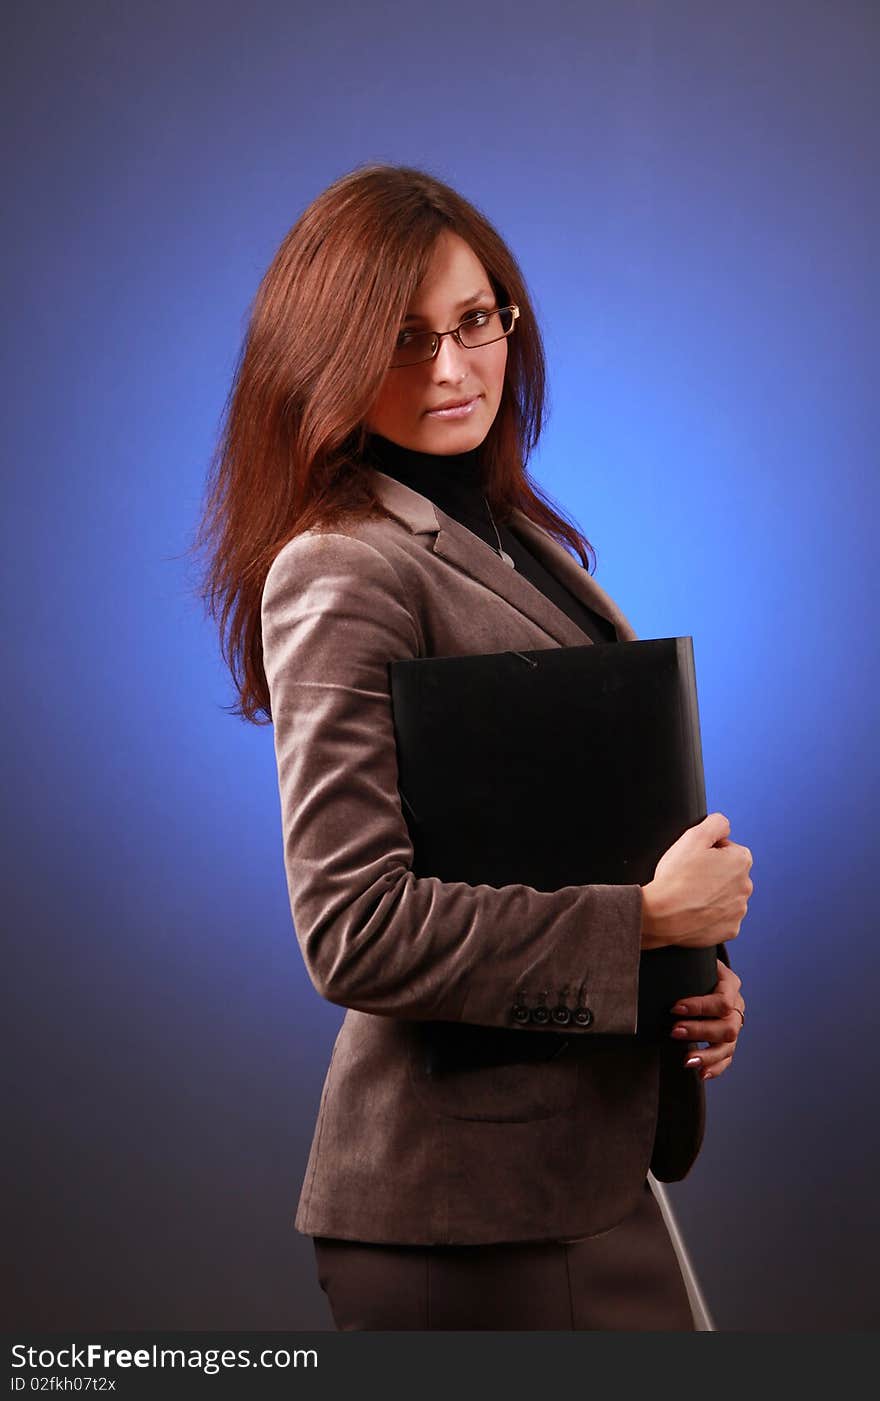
[640,812,754,950]
[668,958,745,1081]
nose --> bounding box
[431,330,471,381]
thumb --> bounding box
[693,811,731,846]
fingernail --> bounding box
[671,1003,689,1014]
[685,1055,701,1067]
[671,1025,689,1037]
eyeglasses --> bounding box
[389,303,520,368]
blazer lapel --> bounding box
[367,467,637,646]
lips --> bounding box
[425,395,481,415]
[431,397,475,411]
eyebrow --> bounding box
[402,290,495,324]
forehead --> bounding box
[404,231,494,319]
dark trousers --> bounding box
[313,1179,696,1331]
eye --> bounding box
[461,309,490,325]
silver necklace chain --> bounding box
[482,493,516,568]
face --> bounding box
[364,229,508,454]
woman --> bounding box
[194,163,751,1330]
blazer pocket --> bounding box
[407,1021,579,1122]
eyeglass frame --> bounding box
[389,303,520,368]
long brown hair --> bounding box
[187,162,599,724]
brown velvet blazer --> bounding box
[261,466,724,1246]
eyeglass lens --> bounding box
[391,306,517,367]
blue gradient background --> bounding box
[3,0,877,1331]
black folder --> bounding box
[388,636,719,1047]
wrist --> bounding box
[639,881,668,951]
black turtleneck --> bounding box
[362,431,618,646]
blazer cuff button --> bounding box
[530,1006,551,1025]
[551,1006,572,1025]
[511,1004,531,1024]
[573,1007,594,1027]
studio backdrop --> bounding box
[3,0,877,1332]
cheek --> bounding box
[365,374,408,432]
[487,339,508,401]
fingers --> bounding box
[676,997,744,1078]
[671,964,742,1021]
[671,990,737,1019]
[716,956,742,984]
[682,1035,734,1079]
[672,1015,739,1048]
[695,1052,735,1081]
[671,955,745,1080]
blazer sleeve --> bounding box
[261,530,644,1035]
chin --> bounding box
[419,415,489,453]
